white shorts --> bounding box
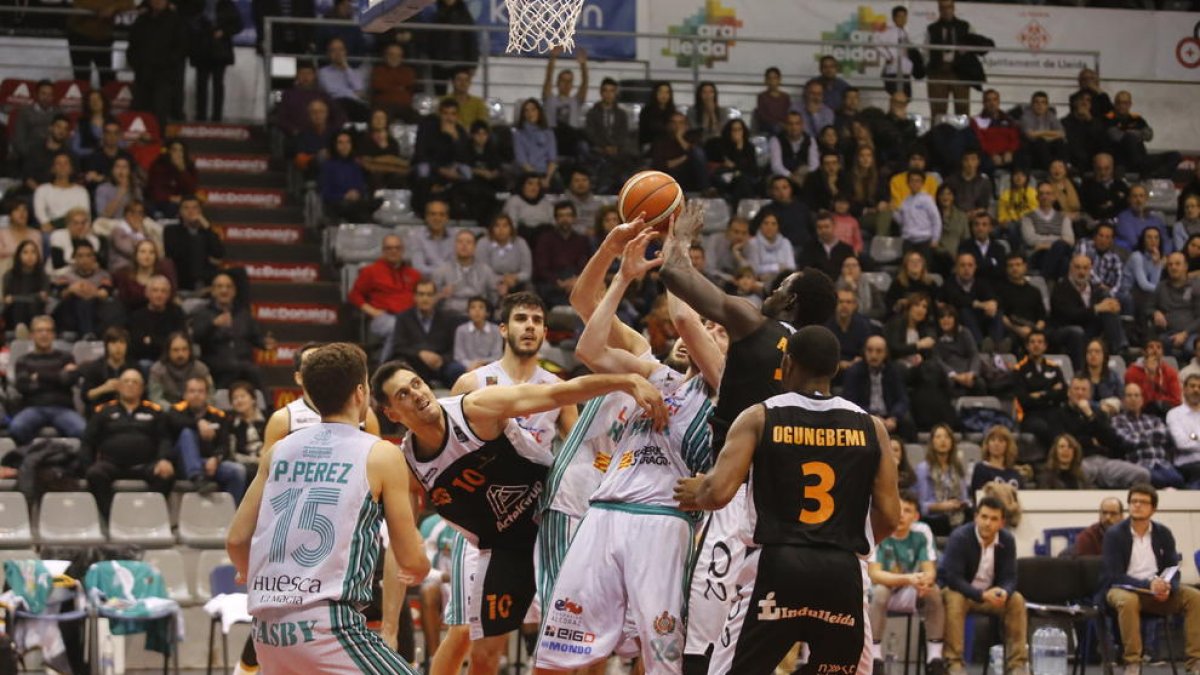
[685,484,752,659]
[529,508,581,626]
[535,504,695,674]
[253,603,416,675]
[443,533,477,627]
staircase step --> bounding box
[202,187,287,210]
[252,281,342,304]
[194,153,271,174]
[225,241,321,263]
[208,205,304,224]
[215,223,309,246]
[252,301,344,328]
[167,122,269,154]
[261,322,355,343]
[238,261,324,284]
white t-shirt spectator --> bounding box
[745,231,795,279]
[33,182,90,226]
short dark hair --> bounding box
[415,278,436,294]
[438,98,459,112]
[73,241,96,256]
[1095,222,1115,236]
[1127,483,1158,509]
[600,77,618,88]
[467,296,489,311]
[452,65,473,78]
[892,5,907,18]
[1006,251,1026,263]
[568,167,590,180]
[228,380,258,406]
[180,194,202,207]
[765,66,781,78]
[1032,90,1049,101]
[553,200,576,217]
[977,496,1007,518]
[103,326,130,345]
[785,325,841,379]
[301,343,368,417]
[907,170,926,181]
[688,243,705,254]
[295,341,324,374]
[908,149,927,160]
[898,490,919,509]
[37,78,53,90]
[844,86,859,96]
[371,359,415,409]
[500,291,546,323]
[789,268,837,327]
[186,375,211,393]
[815,209,834,224]
[961,149,980,159]
[1026,329,1047,345]
[469,120,489,134]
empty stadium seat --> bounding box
[695,198,731,234]
[341,262,369,303]
[195,549,234,602]
[863,272,892,294]
[413,94,436,116]
[0,492,33,547]
[736,198,769,222]
[373,189,417,225]
[38,492,105,546]
[334,223,387,263]
[71,340,106,365]
[869,236,903,265]
[389,123,417,159]
[1165,355,1179,371]
[1044,354,1074,382]
[1143,179,1179,213]
[112,480,151,492]
[0,548,37,564]
[959,442,983,465]
[954,396,1008,414]
[904,443,926,466]
[1026,275,1051,312]
[144,549,193,604]
[178,492,236,548]
[1109,355,1127,374]
[108,492,174,548]
[750,135,769,168]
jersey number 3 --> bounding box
[798,461,835,525]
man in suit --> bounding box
[843,335,915,442]
[939,496,1029,675]
[1050,255,1127,369]
[801,210,854,279]
[583,77,637,193]
[387,278,465,387]
[957,212,1006,284]
[1103,484,1200,675]
[940,251,1002,346]
[1015,329,1066,455]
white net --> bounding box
[504,0,585,54]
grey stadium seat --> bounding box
[1044,354,1074,382]
[108,492,174,547]
[869,236,903,265]
[178,492,236,548]
[334,223,387,264]
[38,492,105,546]
[195,549,234,602]
[0,492,34,547]
[144,549,193,604]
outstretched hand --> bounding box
[603,213,650,255]
[619,230,663,280]
[668,200,707,246]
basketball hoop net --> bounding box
[504,0,584,54]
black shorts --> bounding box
[468,545,537,639]
[708,545,868,675]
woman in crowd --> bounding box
[108,201,163,274]
[970,425,1022,495]
[1046,160,1081,221]
[638,82,677,147]
[892,437,916,491]
[915,423,971,535]
[847,145,889,230]
[933,305,983,395]
[688,81,727,144]
[884,291,936,369]
[115,239,176,312]
[839,255,880,319]
[997,167,1037,226]
[1172,194,1200,251]
[1083,337,1123,415]
[1037,433,1089,489]
[70,90,113,159]
[146,140,198,218]
[94,157,142,221]
[709,118,759,206]
[816,125,841,159]
[190,0,243,122]
[935,183,969,269]
[831,194,864,255]
[1185,234,1200,277]
[148,331,213,408]
[745,212,795,283]
[885,250,940,317]
[226,379,267,482]
[2,240,49,330]
[357,108,409,191]
[503,173,554,238]
[513,98,559,190]
[591,205,621,252]
[477,214,532,296]
[1125,224,1166,327]
[318,131,376,223]
[0,201,43,277]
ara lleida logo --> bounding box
[817,5,891,74]
[662,0,743,69]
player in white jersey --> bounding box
[535,230,728,675]
[373,360,667,675]
[432,292,577,675]
[227,343,430,675]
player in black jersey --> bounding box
[676,326,901,675]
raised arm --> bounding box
[574,48,589,103]
[668,291,725,390]
[674,403,764,510]
[542,48,558,101]
[869,416,901,543]
[570,214,652,355]
[465,373,666,432]
[660,201,765,342]
[577,231,662,379]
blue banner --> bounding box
[465,0,636,60]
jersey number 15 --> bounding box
[268,487,340,567]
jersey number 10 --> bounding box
[268,487,341,567]
[798,461,835,525]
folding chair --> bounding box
[1,558,88,673]
[204,564,249,675]
[84,560,180,674]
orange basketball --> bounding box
[618,170,684,231]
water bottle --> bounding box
[100,634,115,675]
[988,644,1004,675]
[1031,626,1048,674]
[884,633,898,675]
[1047,625,1069,675]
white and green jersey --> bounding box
[472,360,561,452]
[286,396,321,433]
[590,365,714,509]
[420,513,457,577]
[248,423,383,613]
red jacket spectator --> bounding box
[146,143,198,209]
[970,116,1020,159]
[348,257,421,314]
[1124,358,1181,415]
